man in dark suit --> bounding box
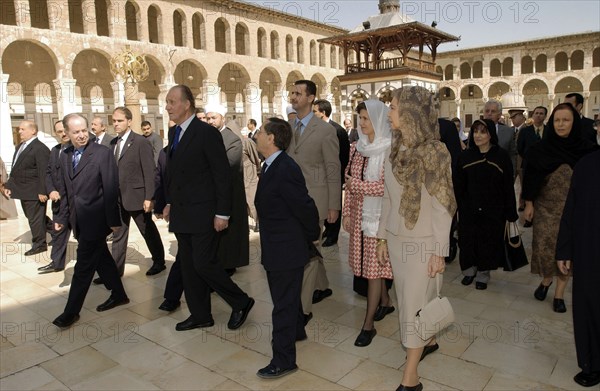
[38,120,72,273]
[3,120,51,256]
[254,117,320,379]
[343,118,359,144]
[163,85,254,331]
[106,107,166,279]
[141,120,163,165]
[312,99,350,247]
[91,116,114,147]
[564,93,597,144]
[205,104,249,274]
[52,113,129,328]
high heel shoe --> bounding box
[396,383,423,391]
[553,298,567,313]
[533,281,552,301]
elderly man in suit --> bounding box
[484,99,517,174]
[91,116,113,147]
[254,117,320,379]
[3,120,51,256]
[205,104,249,275]
[163,85,254,331]
[38,120,72,273]
[52,113,129,328]
[105,107,165,279]
[287,79,341,321]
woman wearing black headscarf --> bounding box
[453,119,518,290]
[523,103,597,313]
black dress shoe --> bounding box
[461,275,475,286]
[322,237,338,247]
[420,343,439,361]
[475,282,487,290]
[52,313,80,328]
[396,383,423,391]
[574,371,600,387]
[312,288,333,304]
[257,364,298,379]
[553,298,567,313]
[146,264,166,276]
[158,299,181,312]
[373,305,395,321]
[321,230,329,240]
[24,246,47,256]
[354,328,377,347]
[523,220,533,228]
[228,298,255,330]
[176,316,215,331]
[304,312,313,326]
[38,263,64,274]
[96,295,130,312]
[534,281,552,301]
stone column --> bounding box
[245,83,262,123]
[15,0,30,27]
[48,0,69,31]
[138,3,149,42]
[547,94,555,112]
[202,79,221,105]
[111,0,127,38]
[110,80,125,108]
[0,74,14,164]
[53,78,78,120]
[583,91,591,117]
[158,82,175,136]
[455,98,462,120]
[82,0,96,35]
[280,90,290,120]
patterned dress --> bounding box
[531,164,573,277]
[342,145,393,279]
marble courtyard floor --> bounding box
[0,212,586,390]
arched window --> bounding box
[173,10,185,47]
[215,18,229,53]
[235,23,249,55]
[330,46,337,69]
[521,56,533,74]
[310,40,317,65]
[296,37,304,64]
[0,0,16,25]
[192,13,205,50]
[148,5,162,44]
[257,28,267,58]
[502,58,513,76]
[555,52,568,72]
[125,1,139,41]
[571,50,584,70]
[472,61,483,78]
[286,35,294,62]
[536,54,547,72]
[29,0,50,29]
[444,64,454,80]
[460,62,471,79]
[68,0,84,33]
[319,43,326,67]
[95,0,110,36]
[490,59,501,77]
[270,31,279,59]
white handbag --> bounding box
[414,274,455,340]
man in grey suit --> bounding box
[91,116,114,147]
[287,80,340,321]
[484,99,517,175]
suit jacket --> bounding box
[55,142,120,241]
[218,126,249,268]
[255,152,320,271]
[46,143,67,214]
[153,147,167,214]
[145,132,164,165]
[517,124,546,166]
[98,132,114,147]
[347,128,359,144]
[287,115,341,219]
[330,119,350,184]
[496,123,517,173]
[6,138,50,200]
[438,118,462,171]
[110,131,155,212]
[166,117,231,234]
[581,116,597,144]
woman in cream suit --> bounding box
[377,87,456,391]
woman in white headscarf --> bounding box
[342,99,393,347]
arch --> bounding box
[257,28,267,58]
[173,9,186,47]
[440,86,456,101]
[593,47,600,67]
[487,81,511,99]
[2,40,59,107]
[590,75,600,91]
[286,35,294,62]
[330,46,337,69]
[536,54,547,72]
[460,62,471,79]
[214,18,230,53]
[377,86,396,103]
[554,76,584,93]
[310,73,327,97]
[460,84,483,100]
[555,52,568,72]
[521,56,533,74]
[348,88,370,110]
[174,59,207,101]
[310,40,317,66]
[319,43,326,67]
[435,65,443,75]
[125,0,140,41]
[444,64,453,81]
[502,57,513,76]
[490,59,501,77]
[68,0,84,33]
[217,62,251,112]
[29,0,49,29]
[235,22,249,55]
[138,54,165,100]
[270,31,279,59]
[522,79,550,108]
[472,61,483,78]
[570,50,584,70]
[148,4,162,44]
[296,37,304,64]
[285,70,304,95]
[259,67,282,114]
[0,0,16,25]
[192,12,205,50]
[72,49,112,107]
[95,0,110,36]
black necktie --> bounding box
[261,162,268,175]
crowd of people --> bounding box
[1,85,599,389]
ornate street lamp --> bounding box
[109,45,149,134]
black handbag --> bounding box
[503,221,529,271]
